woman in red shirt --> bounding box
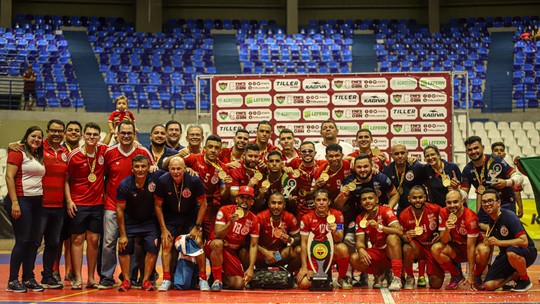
[4,126,46,293]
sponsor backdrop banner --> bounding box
[211,73,453,161]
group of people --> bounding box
[3,111,536,294]
[520,24,540,42]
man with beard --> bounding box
[431,190,490,290]
[206,186,260,291]
[399,185,444,289]
[312,144,351,201]
[154,157,209,291]
[246,192,301,271]
[180,135,231,240]
[314,120,354,160]
[491,142,523,218]
[297,189,351,290]
[382,144,424,214]
[255,151,297,214]
[286,141,325,221]
[480,189,536,292]
[219,128,249,166]
[147,124,177,169]
[254,121,278,160]
[346,129,387,171]
[229,143,266,202]
[164,120,185,151]
[460,136,523,227]
[278,129,299,163]
[350,188,404,291]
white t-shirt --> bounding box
[314,140,354,160]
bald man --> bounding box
[154,157,208,291]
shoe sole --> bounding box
[512,283,533,292]
[42,284,63,289]
[6,288,27,293]
[27,288,44,292]
[445,278,465,290]
[97,286,114,290]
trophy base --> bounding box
[309,273,333,291]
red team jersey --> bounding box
[347,151,387,172]
[67,144,108,206]
[104,145,153,211]
[42,139,69,208]
[229,161,266,192]
[288,158,326,216]
[215,205,260,250]
[355,205,399,249]
[219,147,242,165]
[438,207,481,245]
[257,209,299,251]
[312,159,352,201]
[183,153,229,206]
[399,203,441,246]
[300,208,344,242]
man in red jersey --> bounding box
[246,192,300,271]
[255,150,297,214]
[207,186,260,291]
[312,144,351,201]
[99,120,154,289]
[350,188,404,291]
[399,185,444,289]
[229,143,266,202]
[65,122,109,289]
[346,129,388,171]
[254,120,277,160]
[219,128,249,167]
[182,135,231,240]
[431,190,490,290]
[287,141,325,220]
[278,128,299,163]
[297,189,351,290]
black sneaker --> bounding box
[98,278,115,290]
[6,280,27,293]
[131,279,142,290]
[41,276,63,289]
[52,272,64,287]
[512,279,532,292]
[23,279,44,292]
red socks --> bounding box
[336,256,350,278]
[163,271,171,280]
[391,260,402,278]
[418,260,426,277]
[441,262,459,276]
[212,266,223,281]
[199,271,207,280]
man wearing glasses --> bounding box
[481,189,536,292]
[99,120,154,289]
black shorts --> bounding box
[165,214,197,238]
[119,221,159,256]
[69,205,104,235]
[484,246,537,282]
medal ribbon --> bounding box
[205,156,224,175]
[395,164,406,189]
[474,155,489,187]
[322,162,342,179]
[485,211,502,238]
[412,208,425,228]
[82,145,97,177]
[174,179,184,212]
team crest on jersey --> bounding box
[458,227,467,235]
[61,153,68,162]
[348,221,356,228]
[429,219,437,231]
[148,181,156,192]
[376,189,382,197]
[216,211,224,220]
[211,175,219,185]
[98,155,104,165]
[241,226,250,235]
[405,171,414,181]
[182,189,191,198]
[500,225,509,236]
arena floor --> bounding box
[1,254,540,303]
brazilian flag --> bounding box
[519,156,540,213]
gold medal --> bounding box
[299,189,307,197]
[88,173,97,183]
[327,214,336,224]
[320,172,329,182]
[477,185,486,195]
[448,213,458,223]
[414,226,424,236]
[234,208,245,218]
[397,186,403,195]
[347,182,356,192]
[372,147,380,156]
[254,171,263,181]
[292,169,301,178]
[359,218,368,228]
[442,178,451,187]
[262,180,271,188]
[218,170,227,180]
[273,228,282,238]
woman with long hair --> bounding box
[4,126,46,292]
[422,145,462,207]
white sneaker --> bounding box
[388,276,402,291]
[404,276,415,290]
[158,280,171,292]
[199,279,210,291]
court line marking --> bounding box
[381,288,396,304]
[41,288,100,302]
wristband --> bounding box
[12,201,19,205]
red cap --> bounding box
[238,186,255,198]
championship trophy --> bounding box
[307,231,334,291]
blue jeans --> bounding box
[4,196,43,281]
[101,210,119,279]
[39,207,65,279]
